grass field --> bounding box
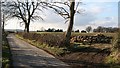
[36,32,117,38]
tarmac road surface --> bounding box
[7,34,69,68]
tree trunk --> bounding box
[0,1,2,55]
[26,17,31,33]
[24,23,27,32]
[2,14,5,32]
[24,20,30,33]
[65,2,75,46]
[26,23,29,33]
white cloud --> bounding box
[40,0,119,2]
[89,6,104,14]
[90,16,118,27]
[74,16,118,31]
[5,2,118,31]
[82,0,119,2]
[29,22,68,31]
[74,12,96,26]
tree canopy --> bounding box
[2,0,45,32]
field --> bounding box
[16,32,120,68]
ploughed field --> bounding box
[16,32,118,68]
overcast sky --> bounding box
[5,0,119,31]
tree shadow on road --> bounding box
[11,49,70,68]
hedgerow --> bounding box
[17,32,65,47]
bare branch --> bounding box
[53,2,70,7]
[43,2,70,20]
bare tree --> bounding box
[43,1,82,46]
[0,1,1,66]
[2,1,19,32]
[3,0,45,32]
[1,8,11,32]
[86,26,92,33]
[0,1,1,39]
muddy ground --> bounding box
[57,44,112,68]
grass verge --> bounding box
[2,33,12,68]
[15,34,66,56]
[105,49,120,68]
[105,32,120,68]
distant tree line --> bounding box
[93,26,119,33]
[71,30,80,32]
[37,26,119,33]
[37,28,63,32]
[80,26,119,33]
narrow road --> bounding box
[7,34,69,68]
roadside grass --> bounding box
[105,32,120,67]
[2,33,12,68]
[105,49,120,68]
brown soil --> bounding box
[57,46,111,68]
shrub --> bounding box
[17,32,65,47]
[114,32,120,50]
